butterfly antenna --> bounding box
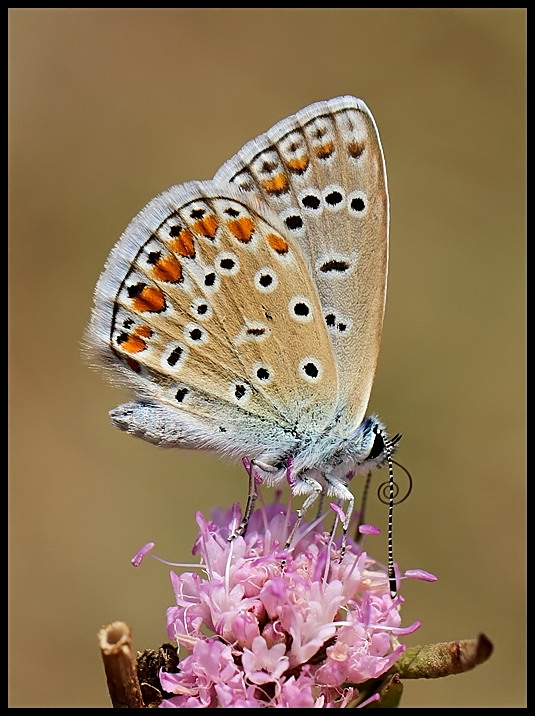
[392,458,413,501]
[385,436,397,597]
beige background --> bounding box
[9,8,525,708]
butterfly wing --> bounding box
[215,96,389,430]
[86,180,339,464]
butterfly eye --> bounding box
[367,426,386,461]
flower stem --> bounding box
[98,621,145,708]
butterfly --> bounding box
[86,95,400,592]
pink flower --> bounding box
[140,491,433,708]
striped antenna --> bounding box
[385,438,398,597]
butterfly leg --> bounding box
[230,457,284,539]
[229,457,260,540]
[323,475,354,558]
[285,473,323,549]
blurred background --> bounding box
[9,8,525,708]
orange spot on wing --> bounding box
[287,156,309,173]
[267,233,289,255]
[228,216,255,243]
[262,173,289,195]
[135,325,153,339]
[118,334,147,354]
[348,140,365,158]
[132,285,166,313]
[315,141,334,159]
[170,229,196,258]
[152,255,182,283]
[192,214,219,239]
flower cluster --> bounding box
[137,491,434,708]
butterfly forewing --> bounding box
[215,96,389,429]
[88,181,339,436]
